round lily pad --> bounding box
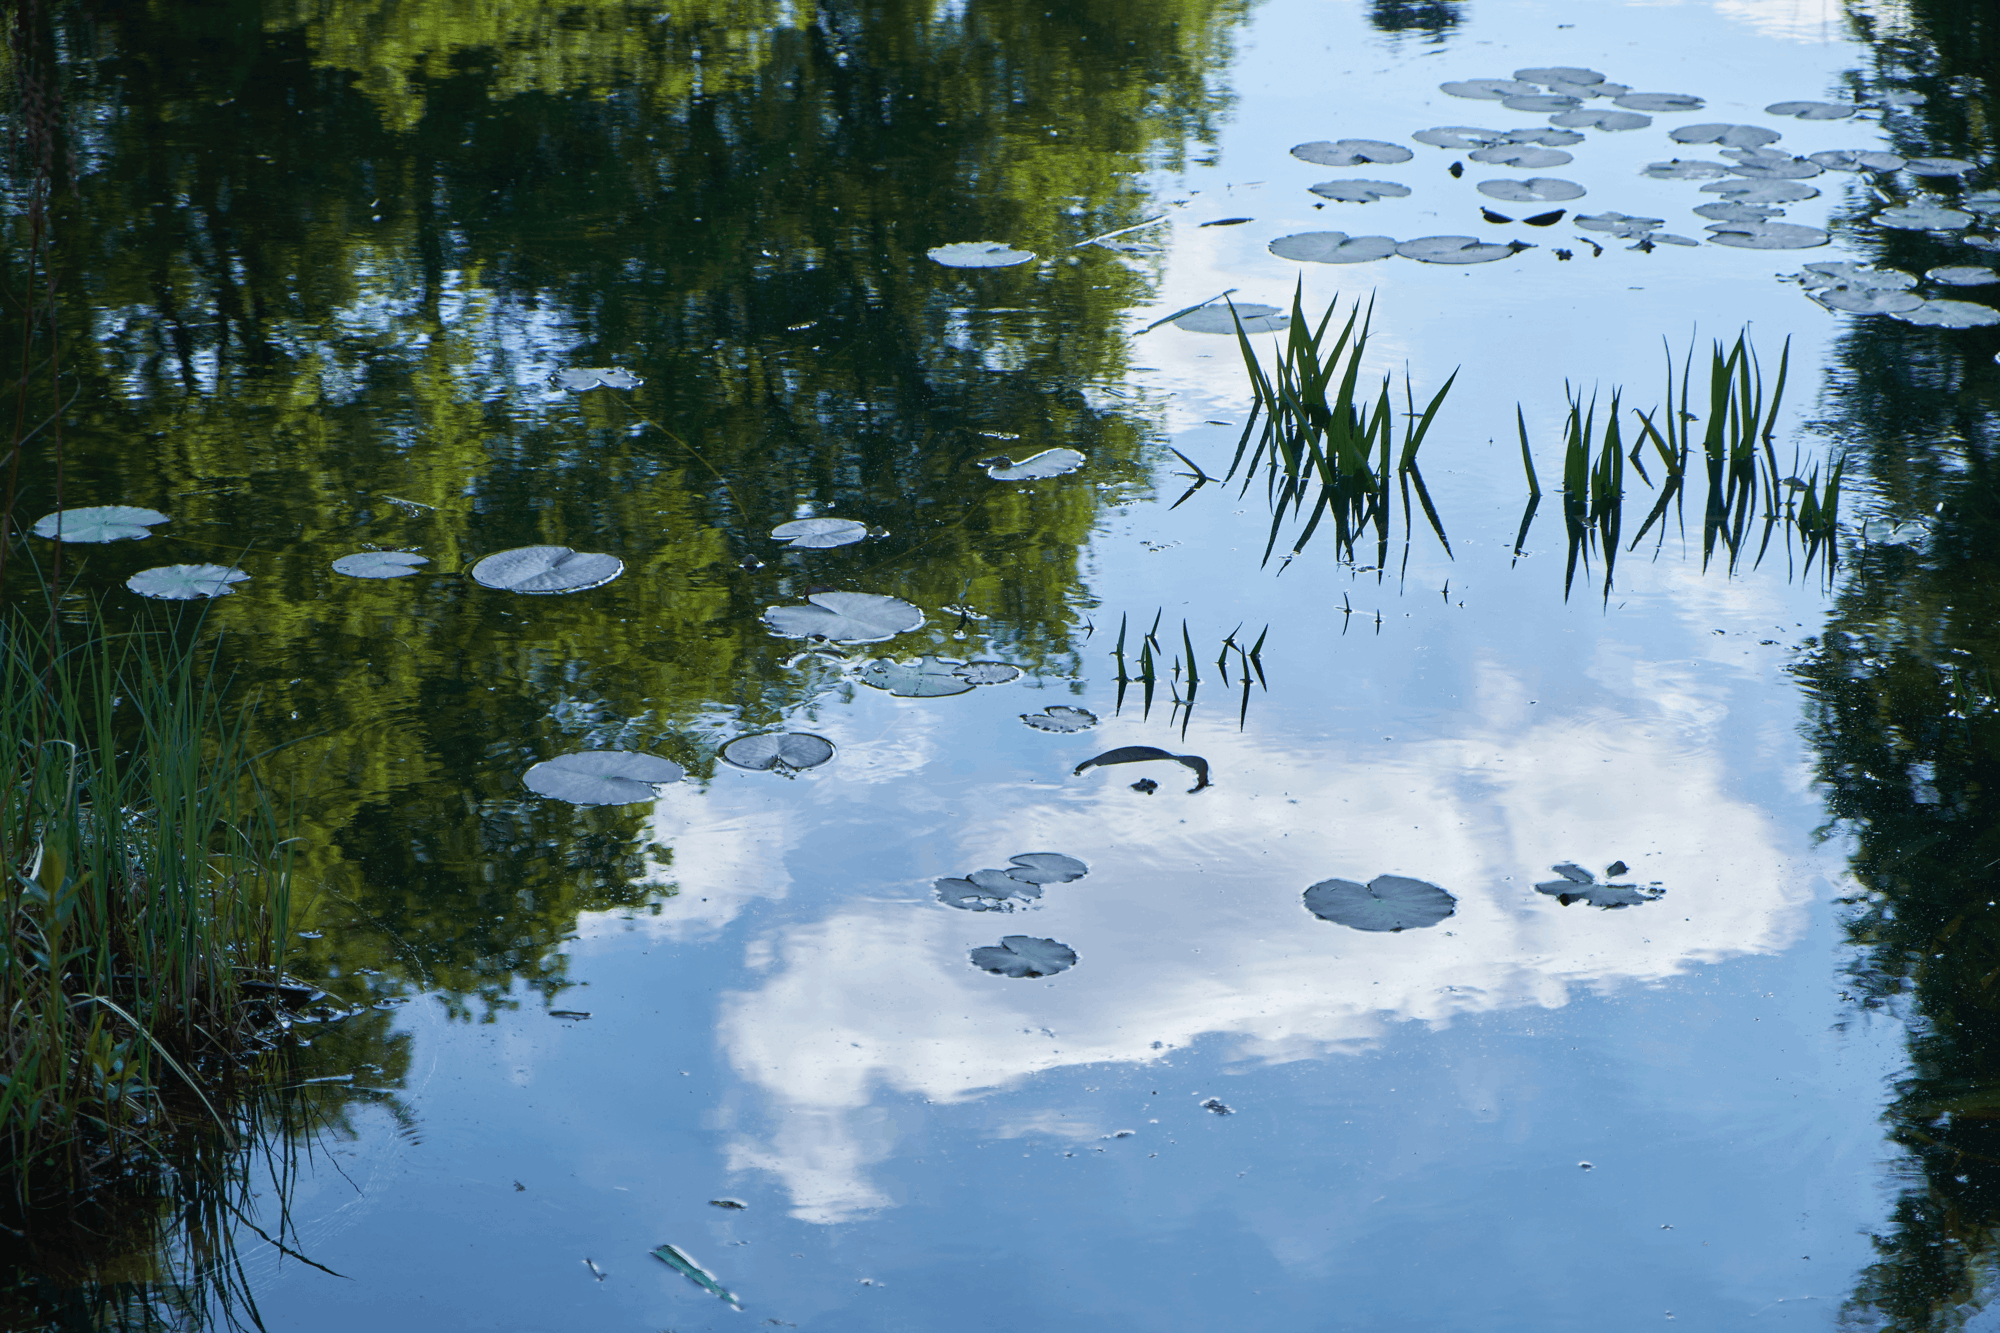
[1441,78,1542,100]
[1303,874,1456,932]
[1700,179,1819,203]
[1812,286,1924,314]
[719,732,836,772]
[1514,66,1604,86]
[1643,159,1730,180]
[1799,262,1916,291]
[1172,303,1287,334]
[1765,100,1855,120]
[1469,144,1573,169]
[32,506,170,543]
[553,367,643,391]
[1476,177,1585,202]
[1307,179,1412,204]
[126,564,249,600]
[771,518,870,549]
[1546,79,1628,99]
[1396,235,1520,264]
[523,750,685,805]
[471,546,624,594]
[1892,300,2000,328]
[1501,94,1580,113]
[1613,92,1703,112]
[1021,705,1098,733]
[969,936,1077,978]
[1694,201,1782,223]
[928,242,1036,268]
[764,591,924,643]
[1268,232,1398,264]
[1549,109,1651,131]
[858,656,977,696]
[1291,138,1413,167]
[1727,158,1821,180]
[1876,204,1972,230]
[1809,149,1905,172]
[1004,853,1089,884]
[1928,266,1998,286]
[1504,127,1586,146]
[332,551,430,578]
[1412,126,1504,149]
[958,661,1022,685]
[980,448,1086,479]
[1705,221,1830,249]
[1671,123,1782,148]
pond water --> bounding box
[7,0,2000,1327]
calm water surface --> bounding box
[7,0,2000,1326]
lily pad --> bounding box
[1546,79,1628,99]
[1700,179,1819,203]
[1693,201,1783,223]
[980,447,1086,479]
[1021,705,1098,733]
[763,591,924,642]
[1073,744,1211,791]
[1397,235,1522,264]
[1643,159,1731,180]
[1798,262,1917,291]
[1268,232,1398,264]
[1928,266,1998,286]
[957,661,1022,685]
[1727,157,1822,180]
[1501,94,1581,113]
[1705,221,1830,249]
[1877,203,1971,230]
[1811,286,1924,314]
[1441,78,1543,100]
[859,655,1016,696]
[771,517,870,549]
[1307,180,1412,204]
[1575,211,1664,236]
[719,732,836,772]
[937,874,1035,911]
[1514,66,1605,86]
[126,564,249,600]
[928,241,1036,268]
[1892,300,2000,328]
[1468,144,1573,169]
[1614,92,1704,112]
[1412,126,1504,149]
[1172,304,1288,334]
[1765,100,1855,119]
[332,551,430,579]
[970,935,1077,978]
[523,750,685,805]
[1502,127,1586,146]
[1534,862,1664,908]
[1809,149,1906,172]
[1965,192,2000,214]
[471,546,623,594]
[1303,874,1456,932]
[1477,177,1585,203]
[32,505,169,543]
[1549,109,1650,131]
[1670,123,1782,148]
[1291,138,1414,167]
[553,367,643,391]
[1004,853,1089,884]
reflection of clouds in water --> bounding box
[1711,0,1853,43]
[716,663,1817,1222]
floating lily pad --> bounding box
[32,505,169,543]
[1649,233,1700,247]
[719,732,836,772]
[1693,201,1783,223]
[1469,144,1573,169]
[1514,66,1605,86]
[1412,126,1504,149]
[1547,79,1629,99]
[471,546,623,595]
[1765,100,1855,120]
[1441,78,1542,100]
[1799,262,1917,291]
[1575,211,1664,236]
[1534,862,1664,908]
[1477,177,1585,202]
[1727,157,1822,180]
[1397,235,1522,264]
[1700,179,1819,203]
[1968,236,2000,252]
[1549,109,1651,131]
[1021,705,1098,733]
[1965,192,2000,214]
[1644,159,1731,180]
[126,563,249,600]
[1073,744,1211,791]
[1307,179,1412,204]
[970,935,1077,978]
[523,750,685,805]
[1501,94,1581,113]
[1671,123,1782,148]
[763,591,924,642]
[1812,286,1925,314]
[1705,221,1830,249]
[1268,232,1398,264]
[980,447,1086,479]
[929,241,1036,268]
[937,872,1038,912]
[1503,127,1586,146]
[771,517,870,549]
[1004,852,1089,884]
[1892,300,2000,328]
[553,367,643,391]
[958,661,1022,685]
[1303,874,1456,932]
[1614,92,1704,112]
[1809,149,1906,172]
[1291,138,1414,166]
[1877,203,1971,230]
[1928,265,1998,286]
[1172,304,1288,334]
[331,551,430,579]
[859,655,1015,696]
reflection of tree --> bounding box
[1366,0,1461,41]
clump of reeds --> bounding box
[1108,611,1267,733]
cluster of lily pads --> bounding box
[1302,859,1664,934]
[1787,260,1999,327]
[936,851,1089,913]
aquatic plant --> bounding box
[1105,611,1266,732]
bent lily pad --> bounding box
[1469,144,1573,169]
[1575,211,1664,236]
[332,551,430,579]
[1514,66,1604,86]
[1307,179,1411,204]
[553,367,642,391]
[719,732,836,772]
[763,591,924,642]
[1172,304,1287,334]
[1705,221,1830,249]
[1671,123,1781,148]
[929,241,1036,268]
[32,506,169,543]
[1928,266,1998,286]
[1441,78,1543,100]
[1291,139,1413,166]
[1534,862,1663,908]
[970,935,1077,978]
[1397,235,1522,264]
[1614,92,1703,112]
[1765,100,1855,119]
[1549,109,1650,131]
[523,750,685,805]
[1269,232,1398,264]
[1892,300,2000,328]
[471,546,623,594]
[1073,745,1210,791]
[772,517,870,549]
[1877,204,1971,230]
[1809,149,1905,172]
[1304,875,1456,932]
[980,448,1086,479]
[1643,160,1730,180]
[1021,705,1098,732]
[1412,126,1505,149]
[127,564,249,600]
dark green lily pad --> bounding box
[970,935,1077,978]
[719,732,836,772]
[1304,875,1456,932]
[32,505,169,543]
[937,853,1087,912]
[859,656,976,697]
[1694,201,1783,223]
[523,750,685,805]
[1575,211,1663,236]
[1928,266,1998,286]
[1503,127,1586,146]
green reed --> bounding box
[1109,611,1266,733]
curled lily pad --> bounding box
[1412,126,1504,149]
[1928,266,1998,286]
[1549,109,1650,131]
[858,656,1014,696]
[1441,78,1542,100]
[1021,705,1098,733]
[980,448,1086,479]
[1397,235,1522,264]
[1614,92,1704,112]
[1501,94,1580,113]
[1534,862,1663,908]
[1705,221,1830,249]
[1303,875,1456,932]
[1172,304,1287,334]
[1575,211,1664,236]
[1073,745,1211,791]
[1766,100,1854,119]
[763,591,924,642]
[1469,144,1573,169]
[719,732,836,772]
[970,935,1077,978]
[332,551,430,578]
[1877,203,1971,230]
[32,506,169,543]
[1478,177,1584,202]
[1514,66,1604,86]
[471,546,623,594]
[1700,179,1819,203]
[1694,201,1783,223]
[127,564,248,601]
[1671,123,1782,148]
[553,367,642,391]
[1892,300,2000,328]
[1644,159,1731,180]
[929,241,1036,268]
[1291,139,1414,166]
[771,518,870,549]
[1268,232,1398,264]
[523,750,685,805]
[1809,149,1905,172]
[1307,179,1411,204]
